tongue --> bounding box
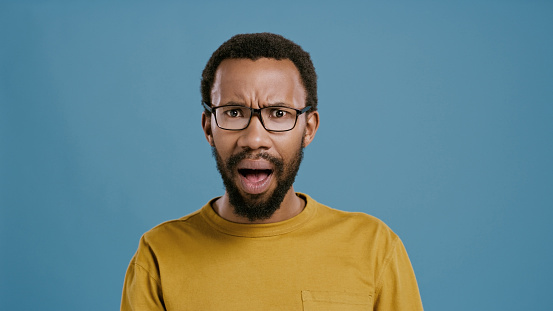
[243,170,270,182]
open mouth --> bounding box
[238,169,273,182]
[237,168,274,194]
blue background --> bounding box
[1,1,552,310]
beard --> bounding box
[212,141,304,222]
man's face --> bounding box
[202,58,318,221]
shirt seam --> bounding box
[203,216,313,238]
[133,260,162,287]
[201,193,316,238]
[374,234,400,296]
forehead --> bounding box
[211,58,305,105]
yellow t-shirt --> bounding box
[121,193,423,310]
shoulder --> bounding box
[304,194,400,244]
[309,194,393,230]
[141,209,205,245]
[319,203,387,226]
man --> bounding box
[121,33,423,310]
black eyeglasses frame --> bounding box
[202,102,312,132]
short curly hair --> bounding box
[201,33,317,112]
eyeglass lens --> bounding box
[215,106,298,131]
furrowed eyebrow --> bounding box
[217,102,293,108]
[217,102,247,108]
[263,102,292,108]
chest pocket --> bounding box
[301,290,372,311]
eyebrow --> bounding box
[264,102,292,108]
[215,101,245,107]
[218,101,292,108]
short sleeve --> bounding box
[121,237,166,311]
[373,237,423,311]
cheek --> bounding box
[275,133,304,157]
[212,127,232,146]
[213,139,232,156]
[211,132,249,163]
[212,134,232,154]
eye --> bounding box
[270,108,288,118]
[224,108,244,118]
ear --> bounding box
[302,111,320,148]
[202,112,214,146]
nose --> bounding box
[236,114,272,151]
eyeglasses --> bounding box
[202,102,312,132]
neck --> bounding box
[213,187,305,224]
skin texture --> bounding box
[202,58,320,224]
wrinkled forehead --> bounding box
[214,58,300,83]
[211,58,306,106]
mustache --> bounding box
[226,150,284,174]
